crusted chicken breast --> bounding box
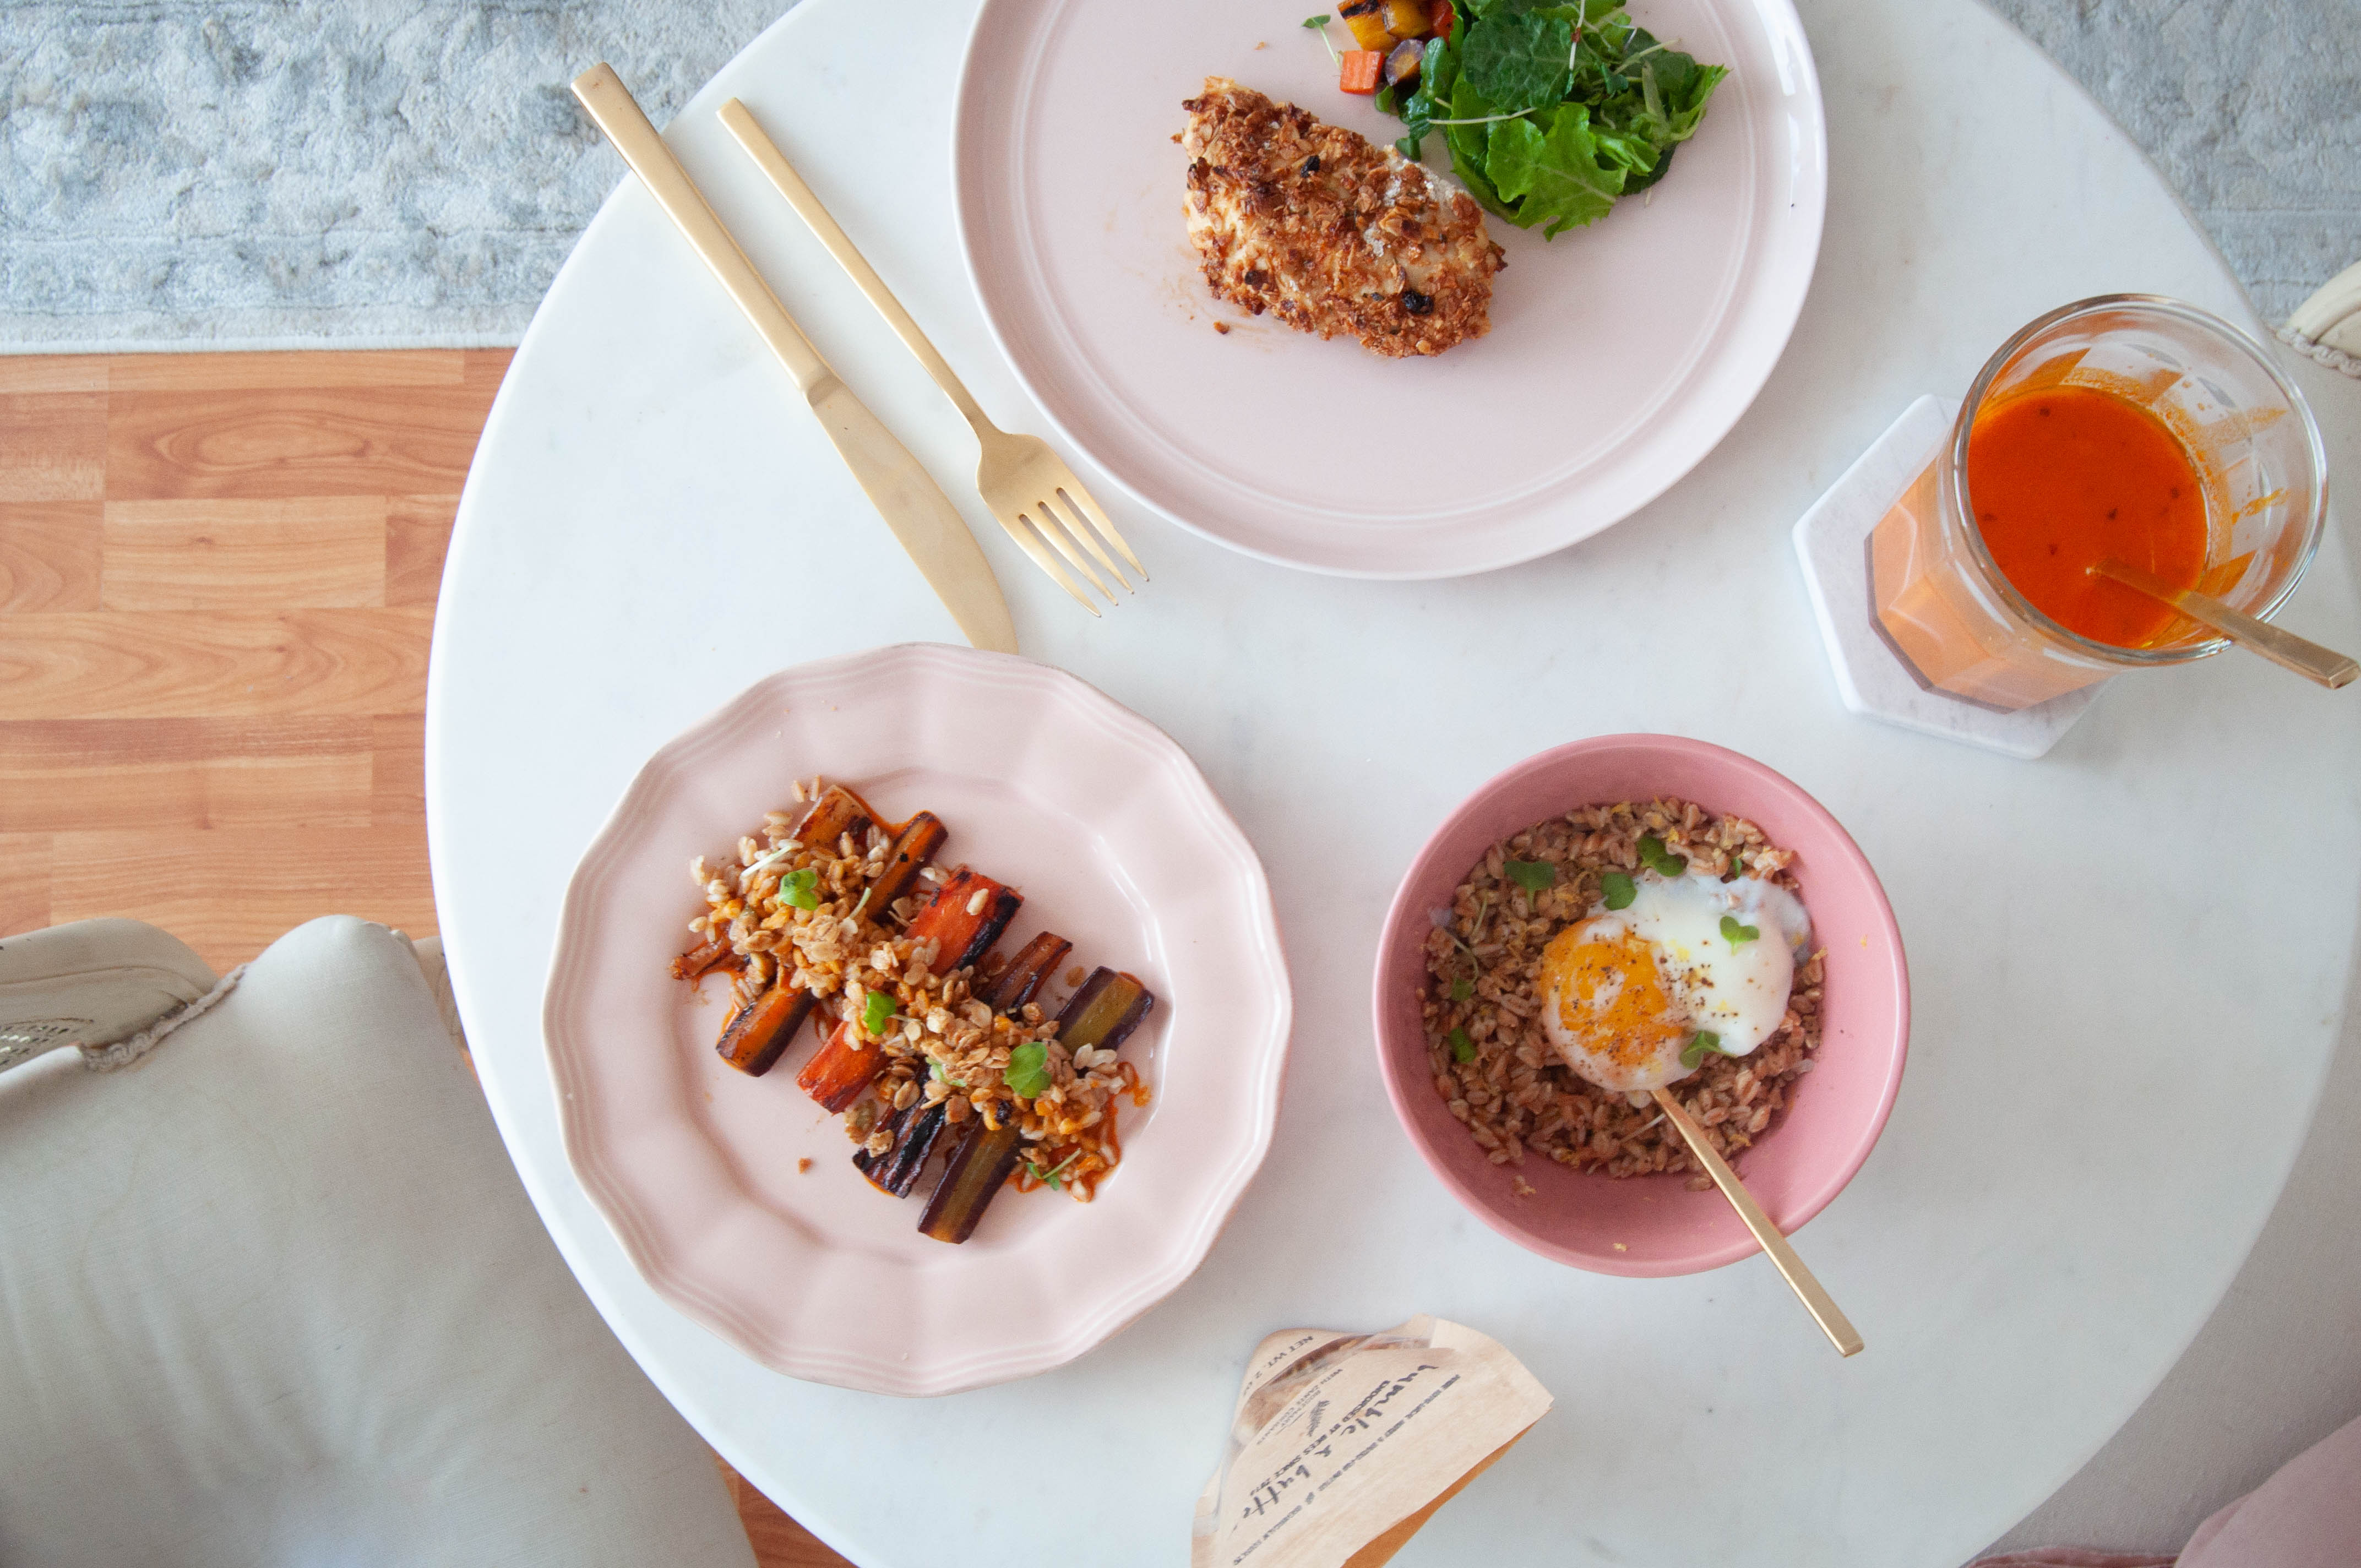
[1181,77,1505,358]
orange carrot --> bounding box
[1429,0,1455,40]
[1339,50,1383,94]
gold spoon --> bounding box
[1651,1087,1864,1357]
[2092,559,2357,689]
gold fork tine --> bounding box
[993,513,1098,615]
[1045,489,1131,592]
[1027,505,1116,602]
[1061,483,1147,581]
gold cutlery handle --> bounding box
[1652,1088,1864,1357]
[2093,560,2357,689]
[717,99,995,435]
[570,64,832,398]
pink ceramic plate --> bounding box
[1372,735,1908,1276]
[544,645,1291,1395]
[953,0,1825,578]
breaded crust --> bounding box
[1181,76,1505,358]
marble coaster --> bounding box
[1791,394,2104,761]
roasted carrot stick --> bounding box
[980,931,1071,1012]
[797,1017,884,1114]
[1339,49,1383,94]
[715,982,818,1076]
[905,868,1022,971]
[868,812,946,920]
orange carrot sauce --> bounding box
[1966,384,2210,647]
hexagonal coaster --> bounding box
[1791,395,2104,760]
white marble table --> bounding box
[426,0,2361,1563]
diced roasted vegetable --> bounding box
[714,981,818,1076]
[1382,0,1430,37]
[797,1017,886,1114]
[1428,0,1454,40]
[1336,0,1394,51]
[1383,36,1424,86]
[1056,967,1157,1055]
[1338,48,1383,94]
[868,812,946,920]
[980,931,1073,1013]
[904,868,1022,971]
[917,1121,1026,1244]
[854,1100,949,1197]
[670,933,737,982]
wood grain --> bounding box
[106,384,501,500]
[0,608,432,720]
[0,345,851,1568]
[102,497,388,609]
[0,393,106,502]
[0,503,104,611]
[48,826,438,961]
[0,718,373,834]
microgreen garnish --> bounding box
[1449,1026,1475,1063]
[778,867,820,910]
[1638,834,1686,878]
[1504,859,1556,899]
[929,1059,966,1089]
[1678,1030,1724,1070]
[1304,12,1341,65]
[861,990,897,1036]
[1025,1151,1081,1191]
[1004,1041,1051,1098]
[1720,914,1759,949]
[1450,975,1474,1003]
[1600,871,1636,910]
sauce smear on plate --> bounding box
[1967,384,2209,647]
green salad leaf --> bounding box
[1487,104,1622,236]
[1459,9,1571,114]
[1004,1041,1051,1098]
[1374,1,1725,235]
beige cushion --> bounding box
[0,918,219,1070]
[0,916,755,1568]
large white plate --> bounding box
[542,645,1292,1395]
[953,0,1826,577]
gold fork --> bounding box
[718,99,1145,614]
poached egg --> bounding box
[1539,870,1811,1093]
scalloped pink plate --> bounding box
[1372,734,1908,1276]
[953,0,1826,577]
[544,644,1291,1395]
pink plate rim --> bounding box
[948,0,1829,580]
[543,643,1293,1393]
[1369,733,1910,1276]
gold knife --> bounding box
[569,64,1018,655]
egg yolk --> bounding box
[1543,924,1688,1075]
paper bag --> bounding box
[1190,1315,1552,1568]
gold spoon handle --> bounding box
[2094,559,2357,689]
[1651,1088,1863,1357]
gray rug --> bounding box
[0,0,2353,349]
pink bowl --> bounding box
[1372,734,1910,1276]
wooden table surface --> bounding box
[0,346,848,1568]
